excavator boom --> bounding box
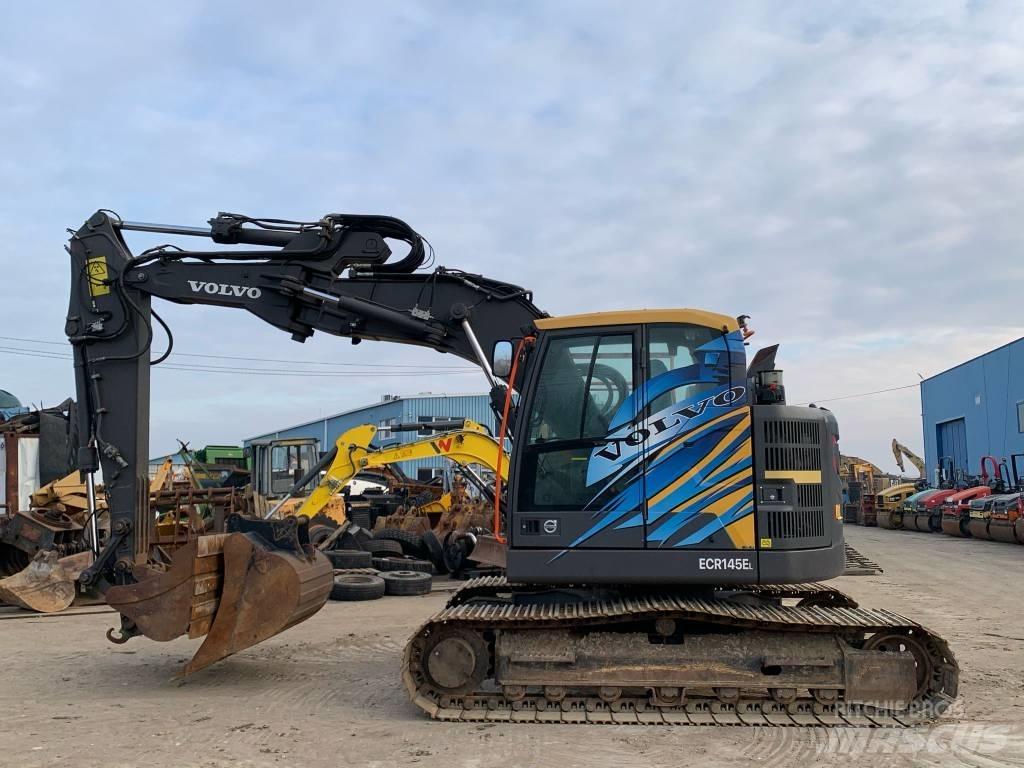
[65,210,542,671]
[892,438,926,479]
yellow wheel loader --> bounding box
[275,418,505,526]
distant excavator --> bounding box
[840,455,884,479]
[892,439,927,480]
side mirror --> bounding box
[492,340,514,378]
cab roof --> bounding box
[0,389,21,409]
[877,483,918,498]
[535,309,738,332]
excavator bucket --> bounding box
[105,517,332,674]
[467,534,507,568]
[0,549,90,613]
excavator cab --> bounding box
[501,311,845,585]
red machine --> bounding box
[940,486,993,538]
[905,488,958,533]
[988,494,1024,544]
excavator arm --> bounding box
[891,438,926,479]
[290,419,507,522]
[65,210,544,670]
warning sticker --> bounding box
[86,257,110,297]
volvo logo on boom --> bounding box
[187,280,262,299]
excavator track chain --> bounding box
[402,577,957,726]
[842,544,884,576]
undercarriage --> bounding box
[402,576,958,726]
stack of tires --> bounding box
[325,527,445,602]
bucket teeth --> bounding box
[104,530,332,675]
[183,532,332,675]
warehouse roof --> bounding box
[242,392,488,442]
[921,335,1024,384]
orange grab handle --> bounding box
[493,336,533,543]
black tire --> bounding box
[348,508,372,530]
[364,539,403,556]
[371,557,389,570]
[420,529,448,574]
[330,573,386,601]
[376,556,432,573]
[373,528,425,556]
[443,535,473,575]
[382,570,432,596]
[326,549,373,569]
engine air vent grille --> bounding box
[797,483,823,509]
[763,419,821,446]
[765,446,822,472]
[765,509,826,540]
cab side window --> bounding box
[520,333,635,510]
[646,324,719,415]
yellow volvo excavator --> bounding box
[58,210,957,725]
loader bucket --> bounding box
[0,549,80,613]
[105,516,333,675]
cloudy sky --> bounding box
[2,1,1022,472]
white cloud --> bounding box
[1,1,1022,472]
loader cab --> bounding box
[875,483,917,512]
[247,438,320,498]
[502,309,844,586]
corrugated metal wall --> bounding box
[243,394,496,477]
[397,394,497,477]
[921,337,1024,483]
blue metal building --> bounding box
[243,393,495,480]
[920,337,1024,483]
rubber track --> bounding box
[402,579,958,727]
[843,544,884,576]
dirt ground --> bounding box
[2,526,1022,768]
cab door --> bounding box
[511,327,644,549]
[638,324,755,551]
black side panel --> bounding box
[753,405,844,581]
[758,539,845,583]
[506,547,759,585]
